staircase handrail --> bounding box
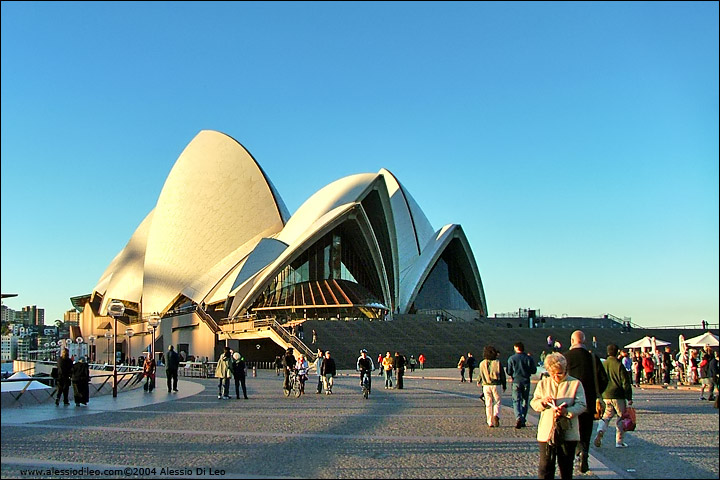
[213,316,315,361]
[267,319,316,361]
[218,312,257,326]
[196,307,220,334]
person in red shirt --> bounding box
[418,353,426,370]
[642,352,655,384]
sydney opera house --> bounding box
[72,130,486,362]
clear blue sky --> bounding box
[1,2,718,328]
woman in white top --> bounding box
[530,352,587,480]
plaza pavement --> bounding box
[1,368,717,479]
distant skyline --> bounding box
[1,2,718,328]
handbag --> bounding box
[548,415,571,448]
[591,353,605,420]
[620,406,636,431]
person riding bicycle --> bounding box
[357,349,375,394]
[282,347,296,391]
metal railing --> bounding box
[178,361,212,378]
[266,319,316,361]
[218,312,258,326]
[217,316,316,361]
[633,323,719,331]
[195,307,220,333]
[1,368,144,405]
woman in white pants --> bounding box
[477,345,506,427]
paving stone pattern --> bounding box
[1,369,718,479]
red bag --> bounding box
[621,406,636,431]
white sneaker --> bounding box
[218,395,222,399]
[615,442,628,448]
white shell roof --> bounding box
[97,210,154,315]
[276,173,379,246]
[141,130,289,315]
[379,168,434,279]
[397,224,486,314]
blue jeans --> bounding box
[218,377,229,397]
[512,382,531,422]
[384,370,393,388]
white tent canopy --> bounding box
[1,372,52,393]
[624,336,671,350]
[684,331,719,347]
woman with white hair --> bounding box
[530,352,587,479]
[231,351,248,399]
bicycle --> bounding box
[283,371,302,398]
[360,371,371,399]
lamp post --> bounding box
[107,300,125,398]
[125,328,134,365]
[147,314,161,364]
[88,335,96,363]
[76,337,84,360]
[104,332,113,364]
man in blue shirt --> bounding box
[506,341,537,429]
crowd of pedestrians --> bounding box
[625,343,718,402]
[411,329,715,478]
[57,318,713,480]
[199,324,717,479]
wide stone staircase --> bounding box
[300,316,704,369]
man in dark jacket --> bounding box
[321,350,337,394]
[394,352,406,389]
[71,356,90,406]
[506,342,537,429]
[166,345,180,393]
[662,346,673,386]
[282,347,296,391]
[55,348,73,406]
[565,330,608,474]
[466,352,477,383]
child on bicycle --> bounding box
[295,354,309,394]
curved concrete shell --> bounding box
[276,173,379,246]
[141,130,289,315]
[398,224,487,315]
[94,210,154,315]
[380,168,434,266]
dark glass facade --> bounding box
[250,223,388,319]
[410,238,481,313]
